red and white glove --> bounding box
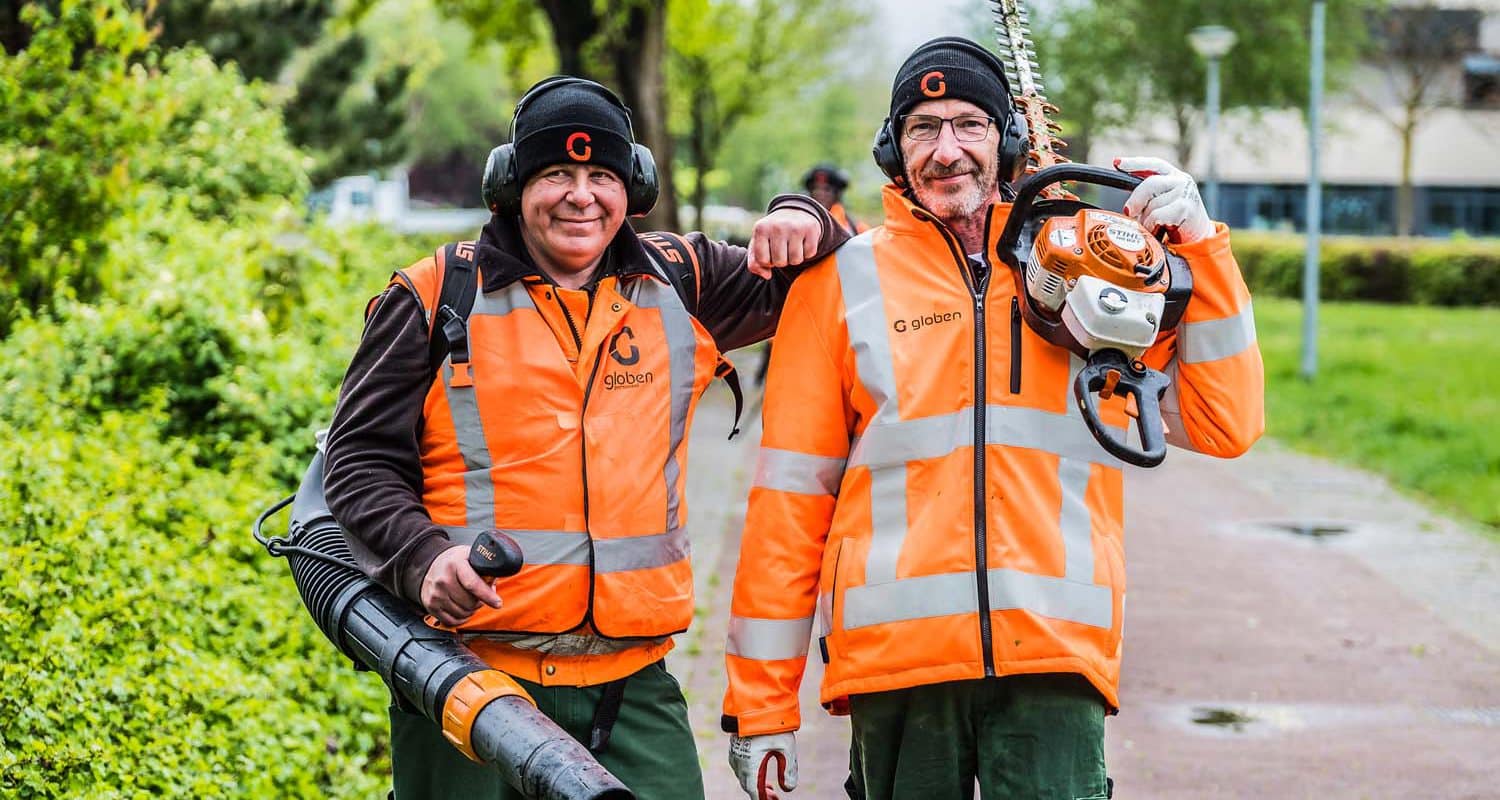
[1114,156,1216,244]
[728,732,798,799]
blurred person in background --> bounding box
[803,163,869,237]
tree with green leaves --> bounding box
[433,0,679,230]
[1027,0,1376,166]
[1351,4,1480,236]
[667,0,867,232]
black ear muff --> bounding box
[1000,109,1029,184]
[872,117,906,187]
[482,144,519,216]
[627,143,659,217]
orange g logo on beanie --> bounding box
[566,131,592,162]
[920,70,946,98]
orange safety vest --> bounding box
[722,186,1263,737]
[396,244,722,647]
[829,202,869,236]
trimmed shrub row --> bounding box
[1232,232,1500,307]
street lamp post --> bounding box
[1189,25,1238,219]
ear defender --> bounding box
[480,77,660,218]
[872,117,907,187]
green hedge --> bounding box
[1232,232,1500,306]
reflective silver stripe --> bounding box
[985,405,1125,467]
[1058,354,1095,582]
[629,278,698,531]
[1181,302,1257,364]
[441,526,590,566]
[817,591,833,637]
[843,568,1112,630]
[753,448,846,496]
[1058,458,1094,581]
[594,528,690,573]
[1159,357,1193,449]
[865,465,909,585]
[850,405,1124,470]
[442,526,687,572]
[446,282,535,529]
[836,232,900,416]
[726,615,813,661]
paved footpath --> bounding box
[673,384,1500,799]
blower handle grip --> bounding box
[469,530,525,579]
[1073,350,1171,469]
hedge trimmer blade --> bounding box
[990,0,1073,197]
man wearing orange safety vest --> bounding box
[322,76,848,799]
[722,37,1264,800]
[803,163,869,236]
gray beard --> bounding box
[910,156,1002,222]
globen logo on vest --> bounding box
[893,309,961,333]
[605,326,654,389]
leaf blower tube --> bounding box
[254,445,634,800]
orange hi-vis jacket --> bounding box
[829,202,869,236]
[398,245,721,676]
[721,186,1264,737]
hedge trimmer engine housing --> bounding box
[1026,208,1170,361]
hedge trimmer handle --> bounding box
[1074,349,1171,468]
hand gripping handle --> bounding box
[1073,349,1172,468]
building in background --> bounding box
[1095,1,1500,237]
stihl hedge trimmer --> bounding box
[991,0,1192,468]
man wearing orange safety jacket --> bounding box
[323,76,848,800]
[722,37,1263,800]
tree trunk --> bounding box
[1397,120,1415,237]
[613,0,678,232]
[538,0,677,231]
[690,89,709,234]
[1173,106,1194,170]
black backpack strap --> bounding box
[638,231,743,439]
[637,232,700,316]
[429,241,480,384]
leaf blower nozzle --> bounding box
[254,444,634,800]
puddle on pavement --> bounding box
[1234,519,1359,541]
[1191,707,1258,732]
[1270,522,1354,538]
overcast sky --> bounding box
[872,0,984,55]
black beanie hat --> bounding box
[512,78,635,188]
[890,36,1013,125]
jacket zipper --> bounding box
[921,209,997,678]
[579,340,606,632]
[1010,297,1023,394]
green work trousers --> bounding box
[846,673,1109,800]
[388,660,704,800]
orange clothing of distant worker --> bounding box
[721,185,1264,738]
[828,202,869,236]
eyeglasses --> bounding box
[901,114,995,142]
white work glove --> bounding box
[728,732,798,799]
[1114,156,1216,244]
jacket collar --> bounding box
[878,183,1013,259]
[474,214,662,293]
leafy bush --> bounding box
[1233,232,1500,306]
[0,2,310,335]
[0,187,422,800]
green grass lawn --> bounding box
[1254,297,1500,533]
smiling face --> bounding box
[900,97,1002,225]
[518,163,627,283]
